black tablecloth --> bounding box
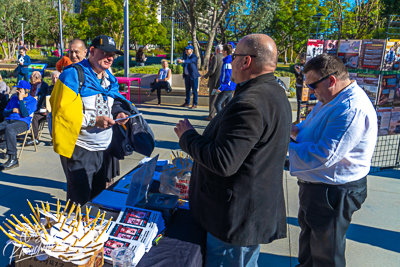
[95,179,207,267]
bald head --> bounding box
[231,34,277,84]
[240,34,277,69]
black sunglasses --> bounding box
[232,54,257,61]
[306,71,338,90]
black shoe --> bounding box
[180,103,189,107]
[49,141,53,146]
[0,154,19,170]
[25,139,39,146]
[2,154,9,160]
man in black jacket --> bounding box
[175,34,292,266]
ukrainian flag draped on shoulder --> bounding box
[50,59,129,158]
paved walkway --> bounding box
[0,104,399,266]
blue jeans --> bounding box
[17,72,29,82]
[184,76,198,105]
[205,233,260,267]
[214,90,233,113]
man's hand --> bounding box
[12,108,20,114]
[177,59,183,63]
[19,62,23,66]
[174,118,195,139]
[291,124,299,139]
[115,112,129,125]
[16,88,25,100]
[95,116,115,129]
[155,78,159,83]
[216,89,221,93]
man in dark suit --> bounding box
[175,34,292,266]
[202,44,224,121]
[177,45,200,109]
[15,48,31,82]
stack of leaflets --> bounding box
[103,206,166,264]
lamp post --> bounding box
[313,13,324,39]
[171,12,174,64]
[19,18,26,45]
[124,0,129,77]
[58,0,64,56]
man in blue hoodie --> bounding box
[214,44,236,113]
[0,80,37,170]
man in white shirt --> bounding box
[289,54,377,267]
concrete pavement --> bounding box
[0,104,398,266]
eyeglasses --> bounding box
[100,50,117,59]
[306,71,338,90]
[232,54,257,61]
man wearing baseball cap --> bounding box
[0,80,37,170]
[177,45,201,109]
[51,34,130,205]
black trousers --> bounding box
[208,87,217,119]
[296,86,303,122]
[0,120,28,155]
[297,177,367,267]
[150,81,170,104]
[31,112,47,138]
[60,145,107,206]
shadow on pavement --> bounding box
[287,217,400,253]
[141,109,208,121]
[155,140,180,150]
[368,169,400,179]
[347,223,400,253]
[258,253,298,267]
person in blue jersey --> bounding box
[214,44,236,113]
[0,80,37,170]
[15,48,31,82]
[51,35,131,205]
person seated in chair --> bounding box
[0,80,37,170]
[25,71,49,146]
[147,59,172,106]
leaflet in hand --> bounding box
[114,113,142,121]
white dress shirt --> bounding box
[289,81,378,184]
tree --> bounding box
[163,0,232,69]
[269,0,323,63]
[324,0,381,40]
[218,0,278,43]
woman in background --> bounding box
[136,47,147,66]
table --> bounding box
[116,77,141,103]
[89,179,206,267]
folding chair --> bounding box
[17,124,37,159]
[37,119,46,140]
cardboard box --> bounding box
[15,247,104,267]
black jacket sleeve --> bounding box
[179,102,264,177]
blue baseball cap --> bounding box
[14,80,31,90]
[185,45,194,50]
